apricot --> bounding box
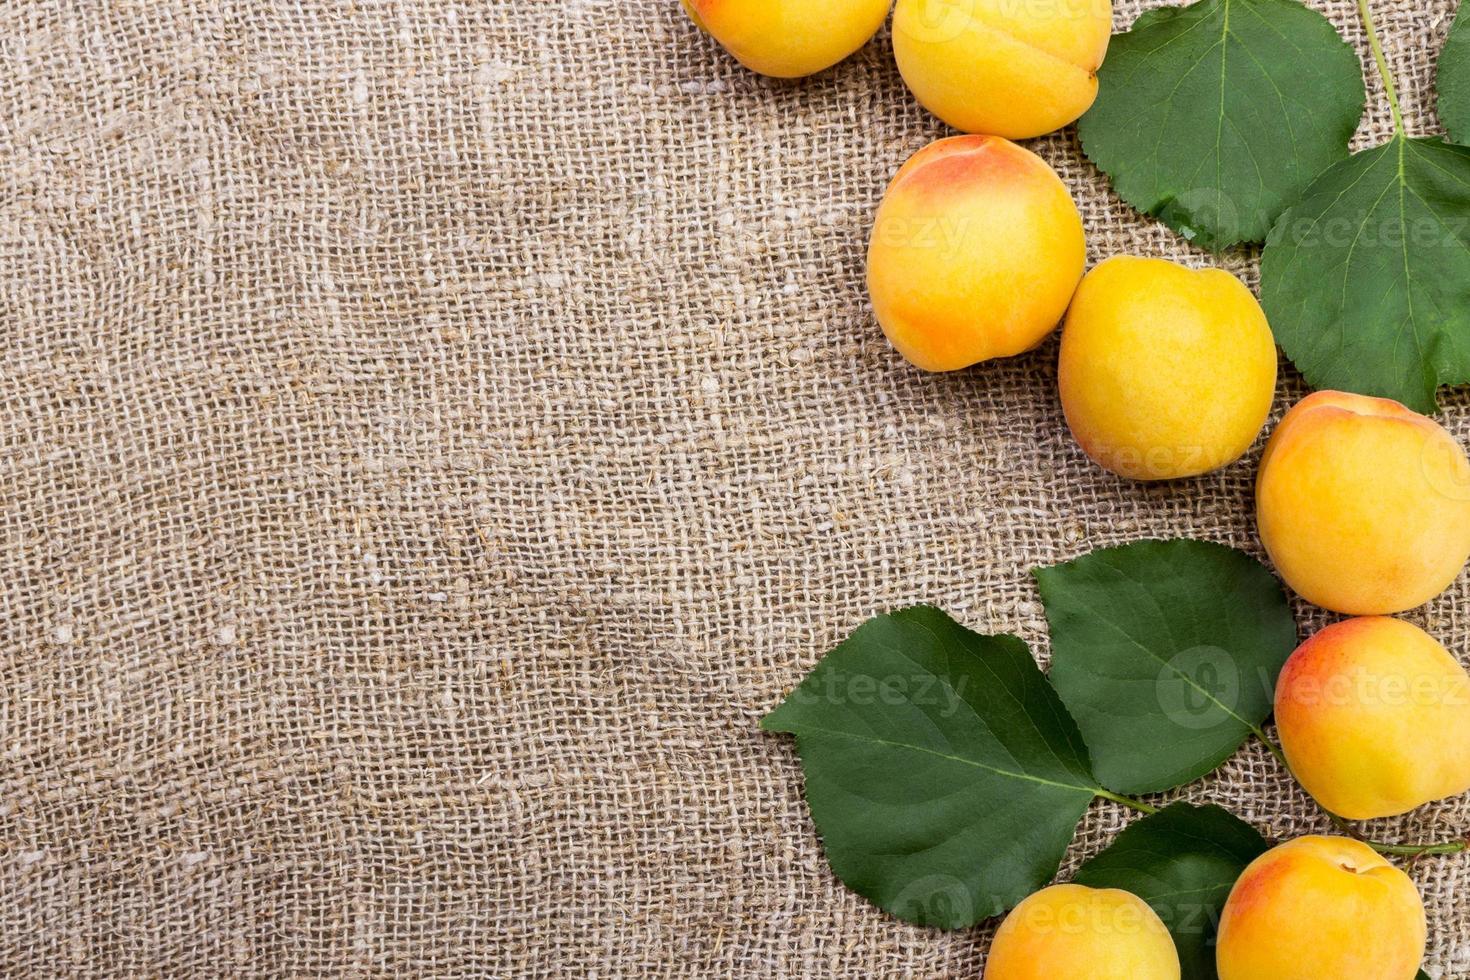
[1256,391,1470,614]
[1216,836,1425,980]
[866,135,1086,371]
[892,0,1113,138]
[1058,257,1277,481]
[680,0,892,78]
[985,884,1179,980]
[1274,616,1470,820]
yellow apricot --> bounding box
[1216,836,1425,980]
[892,0,1113,138]
[1275,616,1470,820]
[681,0,892,78]
[984,884,1179,980]
[866,135,1086,371]
[1256,391,1470,614]
[1058,256,1277,481]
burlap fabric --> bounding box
[2,0,1468,975]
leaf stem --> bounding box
[1252,727,1467,858]
[1097,790,1159,816]
[1325,810,1360,838]
[1367,839,1469,858]
[1249,724,1291,771]
[1356,0,1404,134]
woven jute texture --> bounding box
[3,0,1469,975]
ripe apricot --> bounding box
[681,0,892,78]
[1275,616,1470,820]
[1058,256,1277,480]
[1256,391,1470,614]
[892,0,1112,138]
[867,135,1085,371]
[985,884,1180,980]
[1216,836,1425,980]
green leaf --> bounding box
[1078,0,1365,251]
[1074,803,1269,980]
[1417,970,1433,980]
[1261,136,1470,413]
[1034,539,1297,795]
[762,605,1101,929]
[1442,1,1470,146]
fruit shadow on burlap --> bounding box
[0,0,1468,975]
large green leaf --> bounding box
[1261,136,1470,413]
[1074,804,1269,980]
[1442,1,1470,146]
[1078,0,1364,251]
[762,606,1101,929]
[1034,540,1297,795]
